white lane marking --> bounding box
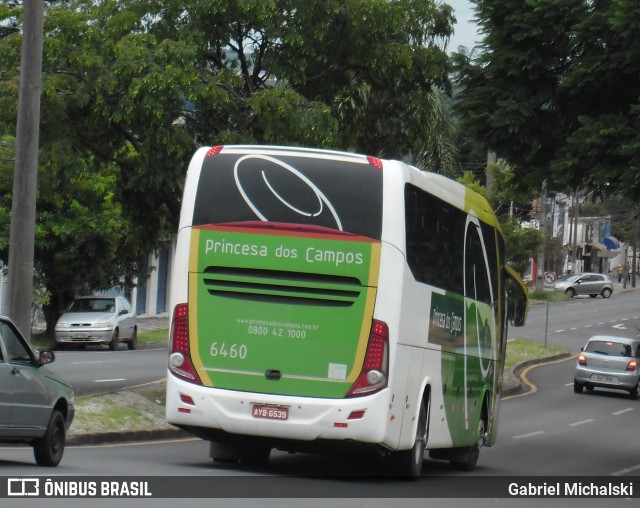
[93,379,127,383]
[556,329,565,333]
[613,408,635,416]
[513,431,546,439]
[584,325,592,328]
[612,464,640,476]
[72,361,119,365]
[569,419,594,427]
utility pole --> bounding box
[6,1,44,337]
[536,180,547,292]
[633,206,638,288]
[486,151,497,196]
[571,189,579,274]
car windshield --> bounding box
[68,298,115,313]
[584,340,633,357]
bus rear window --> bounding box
[192,153,383,240]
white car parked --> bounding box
[55,296,137,350]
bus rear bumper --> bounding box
[166,374,392,445]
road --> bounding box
[43,345,168,395]
[46,291,640,397]
[509,290,640,353]
[3,293,637,507]
[2,356,638,507]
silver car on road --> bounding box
[553,272,613,298]
[574,335,640,399]
[55,296,137,350]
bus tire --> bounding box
[451,418,485,472]
[389,395,429,480]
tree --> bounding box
[453,0,640,200]
[143,0,458,171]
[0,0,458,331]
[457,163,542,274]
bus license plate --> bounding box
[251,404,289,420]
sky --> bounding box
[445,0,480,52]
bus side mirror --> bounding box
[505,266,528,327]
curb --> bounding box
[68,427,191,446]
[502,352,574,397]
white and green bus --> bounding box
[165,145,528,477]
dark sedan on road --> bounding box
[0,315,75,466]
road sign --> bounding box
[543,272,556,291]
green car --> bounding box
[0,315,75,466]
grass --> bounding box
[505,338,566,372]
[528,290,568,303]
[71,386,168,435]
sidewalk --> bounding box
[613,280,639,294]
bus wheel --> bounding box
[451,418,485,472]
[389,395,429,479]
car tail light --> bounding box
[578,354,587,366]
[346,320,389,397]
[168,304,202,385]
[626,360,638,372]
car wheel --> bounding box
[565,288,576,298]
[33,410,66,467]
[389,395,429,479]
[127,327,138,350]
[629,383,639,400]
[109,328,119,351]
[601,288,612,298]
[574,380,584,393]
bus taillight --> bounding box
[168,303,202,385]
[346,320,389,397]
[366,155,383,169]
